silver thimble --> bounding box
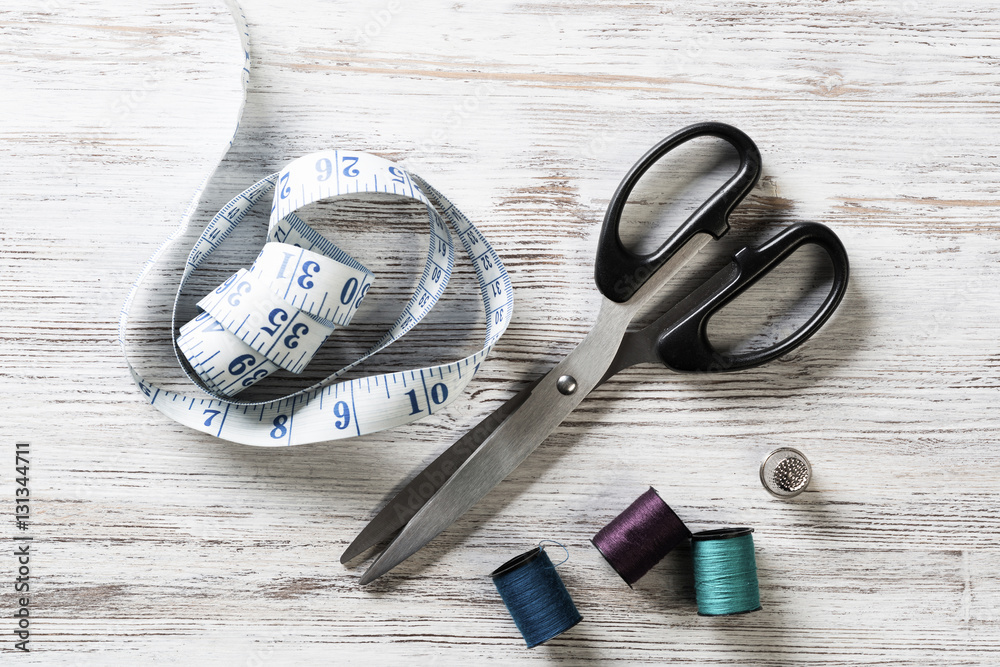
[760,448,811,498]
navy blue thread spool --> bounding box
[490,544,582,648]
[691,527,762,616]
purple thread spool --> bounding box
[591,487,691,585]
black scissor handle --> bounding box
[656,222,849,373]
[594,122,762,303]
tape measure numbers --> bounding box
[118,2,514,446]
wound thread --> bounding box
[490,545,582,648]
[591,487,691,585]
[691,527,762,616]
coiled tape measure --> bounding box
[118,0,513,446]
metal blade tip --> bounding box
[340,543,362,565]
[358,561,388,586]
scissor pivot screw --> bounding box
[556,375,577,395]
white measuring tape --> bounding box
[118,0,513,446]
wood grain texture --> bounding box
[2,0,1000,663]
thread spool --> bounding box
[490,545,582,648]
[691,527,761,616]
[591,487,691,585]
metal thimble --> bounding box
[759,448,811,498]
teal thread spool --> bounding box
[491,545,582,648]
[691,528,761,616]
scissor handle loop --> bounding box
[656,222,850,373]
[594,122,762,303]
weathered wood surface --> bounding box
[3,0,1000,663]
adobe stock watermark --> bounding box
[876,0,920,15]
[665,33,713,77]
[53,67,167,185]
[245,628,295,667]
[12,442,31,652]
[578,128,623,161]
[345,1,403,57]
[401,81,500,170]
[98,68,166,131]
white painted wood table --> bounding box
[3,1,999,663]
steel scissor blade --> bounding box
[358,234,712,585]
[358,300,635,584]
[341,378,542,564]
[358,370,587,584]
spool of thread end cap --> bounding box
[491,546,582,648]
[760,447,811,498]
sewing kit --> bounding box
[343,122,848,586]
[494,488,766,647]
[119,0,847,649]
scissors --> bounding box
[343,121,850,584]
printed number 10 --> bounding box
[406,383,449,415]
